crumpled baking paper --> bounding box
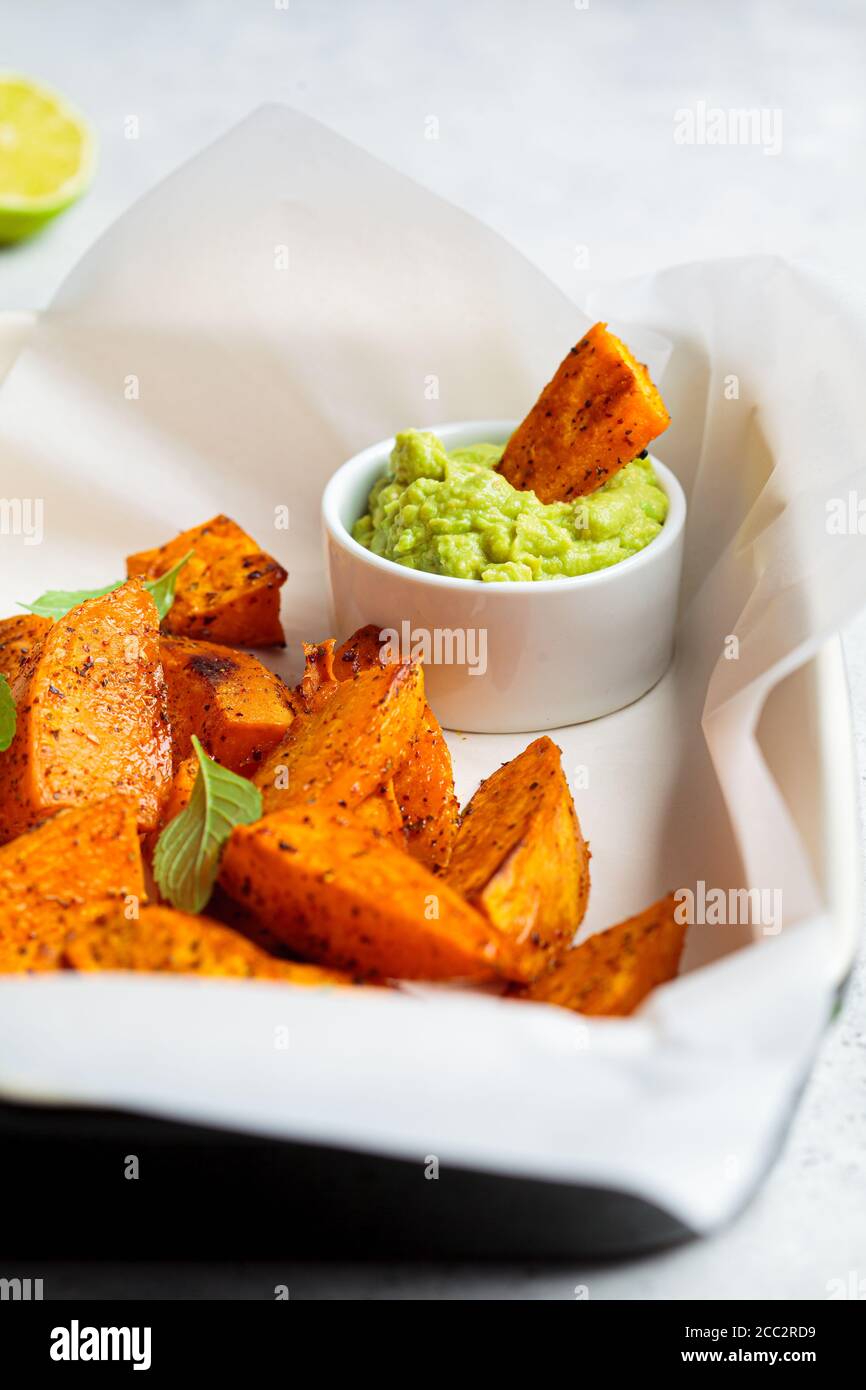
[0,106,863,1232]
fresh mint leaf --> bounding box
[153,735,262,914]
[143,550,194,620]
[0,674,15,751]
[20,551,193,623]
[21,582,120,621]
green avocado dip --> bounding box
[352,430,668,583]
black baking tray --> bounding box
[0,1098,692,1259]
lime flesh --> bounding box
[0,74,94,243]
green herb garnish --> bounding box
[142,551,194,620]
[22,581,119,621]
[0,674,16,751]
[153,736,262,914]
[21,551,194,623]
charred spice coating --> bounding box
[0,580,171,843]
[127,513,288,648]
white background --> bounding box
[3,0,866,1300]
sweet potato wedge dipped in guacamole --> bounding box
[0,579,172,844]
[515,893,685,1016]
[353,328,670,582]
[499,322,671,503]
[127,514,287,648]
[0,796,144,973]
[446,736,590,983]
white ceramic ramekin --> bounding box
[322,420,686,733]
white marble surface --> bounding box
[3,0,866,1300]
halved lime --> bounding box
[0,74,95,243]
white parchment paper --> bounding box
[0,107,863,1231]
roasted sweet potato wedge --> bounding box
[393,706,458,872]
[159,634,294,772]
[516,893,685,1015]
[127,514,287,648]
[446,736,589,983]
[333,626,458,871]
[206,883,300,960]
[0,796,145,973]
[253,661,425,815]
[0,614,52,685]
[209,789,406,954]
[156,749,198,824]
[220,808,505,980]
[0,580,171,843]
[352,779,406,847]
[334,624,386,679]
[61,904,352,985]
[292,639,339,715]
[498,323,671,501]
